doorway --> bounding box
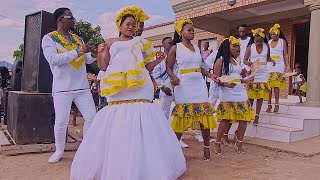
[291,22,310,94]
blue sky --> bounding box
[0,0,175,63]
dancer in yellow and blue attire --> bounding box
[213,37,255,154]
[167,19,218,161]
[243,28,276,125]
[266,24,291,113]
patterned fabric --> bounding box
[171,102,217,132]
[108,99,152,106]
[246,82,270,101]
[268,72,286,89]
[216,101,254,123]
[172,102,215,117]
[49,31,85,69]
[300,82,307,93]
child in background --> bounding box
[293,64,306,103]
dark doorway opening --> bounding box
[291,22,310,94]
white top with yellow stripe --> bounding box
[41,31,96,94]
[100,37,156,102]
[174,43,208,104]
[267,38,285,73]
[219,57,248,102]
[250,43,269,83]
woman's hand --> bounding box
[224,82,236,88]
[241,77,254,84]
[97,43,106,53]
[171,76,180,86]
[207,73,219,82]
[155,51,166,63]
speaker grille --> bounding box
[21,11,55,93]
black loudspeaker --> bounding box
[7,91,55,144]
[21,11,55,93]
[11,60,23,91]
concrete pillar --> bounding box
[306,1,320,105]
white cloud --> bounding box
[145,15,165,27]
[0,18,24,29]
[97,12,118,39]
[32,0,72,12]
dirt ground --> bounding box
[1,117,320,180]
[1,137,320,180]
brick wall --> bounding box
[191,31,225,49]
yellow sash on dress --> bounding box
[270,55,281,60]
[179,68,201,74]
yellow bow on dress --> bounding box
[269,23,280,35]
[251,28,265,38]
[116,6,149,32]
[176,19,193,36]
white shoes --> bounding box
[195,134,204,142]
[180,140,189,148]
[48,151,64,163]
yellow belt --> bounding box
[179,68,201,74]
[229,79,241,83]
[270,55,281,60]
[260,62,267,65]
[108,99,152,106]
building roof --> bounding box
[144,21,174,31]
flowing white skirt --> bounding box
[70,102,186,180]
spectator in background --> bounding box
[201,42,213,61]
[91,81,99,110]
[96,70,107,110]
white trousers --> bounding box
[53,90,96,152]
[159,91,175,119]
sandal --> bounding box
[235,135,245,154]
[273,104,279,113]
[222,134,232,146]
[213,141,222,155]
[203,146,211,161]
[266,104,272,113]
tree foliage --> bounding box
[13,43,24,60]
[72,20,104,75]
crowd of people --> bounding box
[41,5,303,180]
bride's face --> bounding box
[120,16,136,37]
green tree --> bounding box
[72,20,105,75]
[13,43,24,60]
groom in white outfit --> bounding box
[42,8,97,163]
